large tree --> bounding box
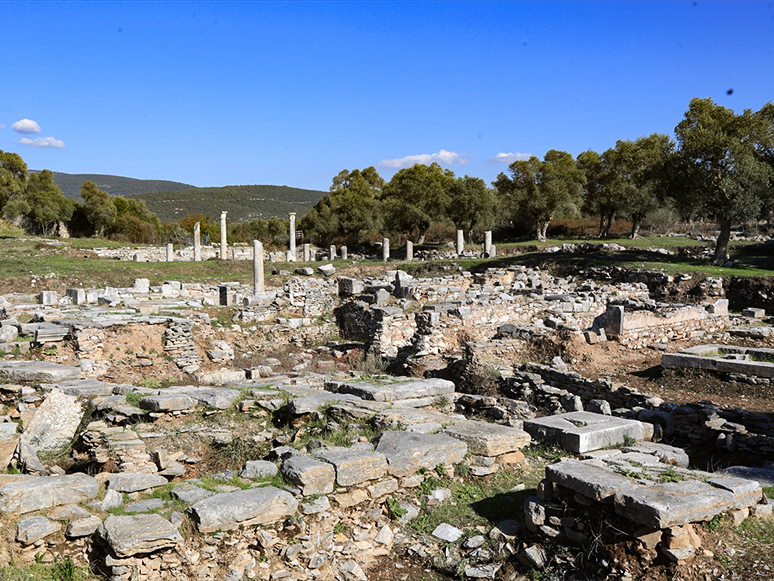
[446,175,497,243]
[80,180,116,237]
[494,150,585,240]
[3,170,74,236]
[674,97,774,264]
[578,149,621,237]
[382,163,455,244]
[0,150,28,212]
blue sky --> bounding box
[1,1,772,192]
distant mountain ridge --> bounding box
[45,171,326,223]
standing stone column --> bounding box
[194,222,201,262]
[484,231,492,256]
[253,240,264,294]
[303,243,311,262]
[406,241,413,261]
[382,238,390,262]
[329,245,336,261]
[166,243,174,262]
[288,212,297,262]
[220,211,228,259]
[456,229,464,255]
[341,246,348,260]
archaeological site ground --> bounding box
[0,230,773,581]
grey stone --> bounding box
[287,392,358,416]
[318,264,336,277]
[441,420,531,456]
[66,515,102,538]
[47,379,116,398]
[0,326,17,342]
[707,477,763,509]
[333,378,455,402]
[171,484,214,505]
[0,361,81,383]
[465,564,501,579]
[188,486,298,533]
[175,387,242,409]
[523,411,645,453]
[301,495,331,515]
[0,473,98,514]
[338,278,364,297]
[371,407,457,431]
[23,389,83,454]
[99,514,182,557]
[48,504,92,521]
[587,399,612,415]
[625,441,689,468]
[107,472,168,493]
[546,459,638,502]
[240,460,279,480]
[281,456,335,495]
[376,431,468,477]
[431,523,464,542]
[717,466,774,487]
[16,437,47,474]
[17,515,60,544]
[101,489,124,512]
[125,498,166,513]
[139,394,195,412]
[614,480,736,528]
[315,448,388,486]
[295,267,314,276]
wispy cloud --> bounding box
[377,149,471,169]
[20,137,65,148]
[12,119,41,134]
[489,152,532,164]
[0,124,5,129]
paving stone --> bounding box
[188,486,298,533]
[371,407,459,431]
[0,361,81,383]
[125,498,165,513]
[314,448,388,486]
[240,460,279,480]
[22,389,83,454]
[99,514,182,557]
[173,387,242,409]
[332,378,455,403]
[44,379,116,398]
[48,504,92,521]
[281,456,335,496]
[0,473,98,514]
[523,411,645,453]
[139,394,195,412]
[441,419,531,456]
[624,441,689,468]
[328,399,391,422]
[17,515,60,544]
[707,477,763,509]
[546,459,639,502]
[171,484,215,505]
[614,480,736,528]
[107,472,168,493]
[376,431,467,477]
[287,392,359,415]
[66,515,103,538]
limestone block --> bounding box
[107,473,168,494]
[338,277,365,297]
[99,514,182,557]
[0,473,98,514]
[66,289,86,305]
[22,390,83,454]
[188,486,298,533]
[281,456,335,496]
[376,431,468,477]
[240,460,279,480]
[318,264,336,277]
[66,515,103,538]
[441,420,531,456]
[523,411,645,453]
[707,477,763,509]
[614,480,735,529]
[171,484,214,505]
[546,460,638,502]
[0,361,81,383]
[0,326,17,343]
[17,516,60,544]
[139,394,195,412]
[315,448,388,486]
[333,378,455,403]
[38,291,58,306]
[173,387,241,409]
[742,307,766,318]
[371,407,458,431]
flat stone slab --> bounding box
[172,387,242,410]
[171,484,215,505]
[287,392,359,416]
[332,378,456,403]
[0,473,98,514]
[314,448,388,486]
[371,407,460,431]
[240,460,279,480]
[546,459,639,502]
[706,477,763,509]
[442,420,531,456]
[66,515,103,538]
[281,456,335,496]
[0,361,81,383]
[17,516,60,544]
[99,514,182,557]
[376,431,468,477]
[624,442,690,468]
[188,486,298,533]
[23,389,83,454]
[717,466,774,488]
[139,394,195,412]
[328,399,391,422]
[663,344,774,378]
[523,411,645,453]
[41,379,117,398]
[125,498,166,513]
[614,480,735,528]
[108,472,168,493]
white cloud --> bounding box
[489,152,532,164]
[12,119,41,134]
[19,137,65,148]
[0,124,5,129]
[377,149,471,169]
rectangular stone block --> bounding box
[546,459,638,502]
[281,456,335,496]
[523,411,645,453]
[315,449,388,486]
[442,420,531,456]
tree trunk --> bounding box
[598,215,605,238]
[713,217,732,265]
[537,220,549,241]
[630,219,641,239]
[417,232,426,245]
[603,214,614,238]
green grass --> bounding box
[0,557,92,581]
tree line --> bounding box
[301,97,774,265]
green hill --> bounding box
[45,172,194,200]
[136,185,327,223]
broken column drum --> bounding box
[253,240,265,294]
[382,238,390,262]
[220,211,228,259]
[288,212,297,262]
[193,222,201,262]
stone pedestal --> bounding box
[406,241,413,261]
[253,240,264,294]
[166,243,174,262]
[329,245,336,261]
[220,211,228,259]
[382,238,390,262]
[303,244,311,262]
[456,230,464,255]
[193,222,201,262]
[288,212,297,262]
[484,231,492,256]
[341,246,348,260]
